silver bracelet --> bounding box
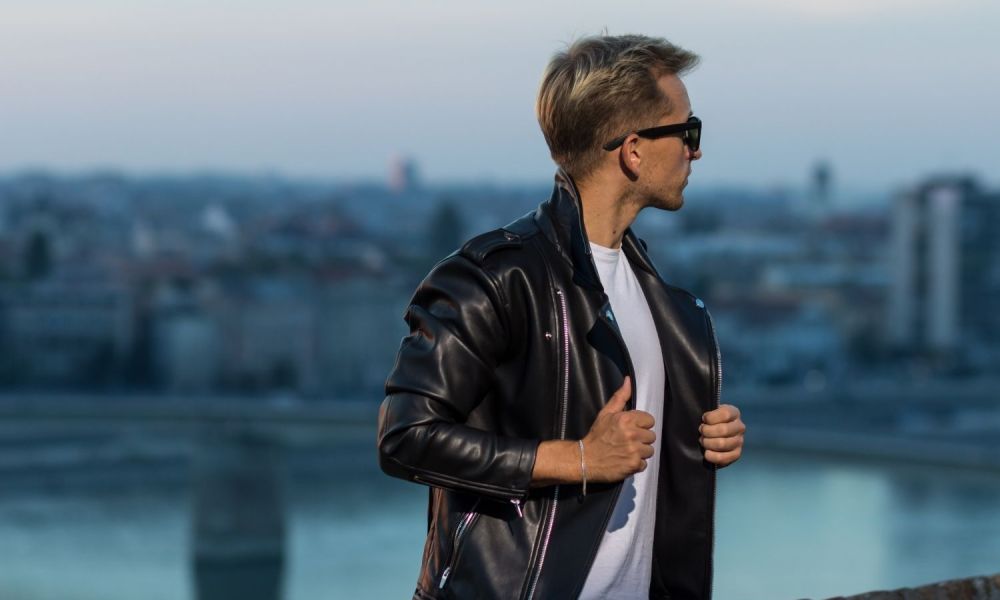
[578,439,587,497]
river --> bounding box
[2,446,999,600]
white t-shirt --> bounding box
[579,241,666,600]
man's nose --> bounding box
[689,148,703,161]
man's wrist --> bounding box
[530,439,583,487]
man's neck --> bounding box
[575,175,642,250]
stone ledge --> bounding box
[820,573,1000,600]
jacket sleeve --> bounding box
[377,253,539,501]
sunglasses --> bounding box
[602,115,702,152]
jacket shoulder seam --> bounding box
[661,280,702,303]
[458,227,531,264]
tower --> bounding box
[811,160,832,208]
[888,175,998,364]
[388,155,420,194]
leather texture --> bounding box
[378,171,720,600]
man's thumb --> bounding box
[602,376,631,413]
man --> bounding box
[378,34,746,600]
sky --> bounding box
[2,0,998,192]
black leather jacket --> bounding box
[378,171,721,600]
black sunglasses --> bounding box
[602,115,702,152]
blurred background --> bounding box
[1,1,999,599]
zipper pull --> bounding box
[511,498,524,518]
[439,566,451,589]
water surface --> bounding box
[2,449,999,599]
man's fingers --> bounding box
[700,434,742,452]
[702,404,740,425]
[704,448,742,467]
[601,376,631,414]
[635,429,656,445]
[700,404,746,468]
[700,420,746,438]
[629,410,655,429]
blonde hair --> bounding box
[536,34,700,180]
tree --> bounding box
[426,199,466,263]
[25,230,52,280]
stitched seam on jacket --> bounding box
[385,455,529,497]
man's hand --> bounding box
[581,376,656,482]
[530,376,653,486]
[700,404,745,467]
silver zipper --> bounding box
[438,505,481,589]
[705,306,722,600]
[524,288,571,600]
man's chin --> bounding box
[647,195,683,211]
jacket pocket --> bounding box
[436,502,482,592]
[413,587,440,600]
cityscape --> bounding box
[1,159,996,398]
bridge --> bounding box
[0,394,378,600]
[2,387,999,599]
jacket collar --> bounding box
[535,169,661,292]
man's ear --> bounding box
[618,134,641,182]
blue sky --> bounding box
[2,0,998,191]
